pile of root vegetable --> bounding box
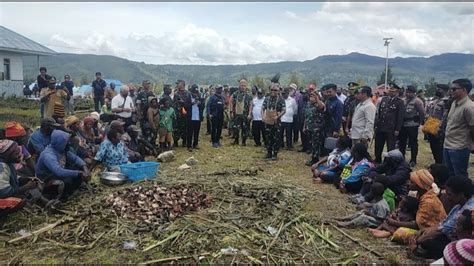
[104,185,212,224]
[1,167,397,264]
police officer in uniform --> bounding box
[229,79,252,146]
[173,80,192,147]
[304,90,326,166]
[374,83,405,163]
[262,83,286,160]
[343,82,360,135]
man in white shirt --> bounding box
[350,86,376,146]
[337,86,347,104]
[280,87,298,150]
[111,85,136,129]
[248,88,266,146]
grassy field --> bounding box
[0,98,472,264]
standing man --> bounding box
[174,80,192,147]
[374,83,405,163]
[443,79,474,178]
[261,83,286,160]
[398,85,426,167]
[298,83,316,153]
[424,84,450,163]
[91,72,107,113]
[349,86,376,146]
[136,80,155,129]
[323,84,344,153]
[37,67,51,118]
[61,74,75,115]
[111,85,135,129]
[188,84,205,151]
[280,87,298,150]
[290,83,302,144]
[229,79,252,146]
[249,87,266,147]
[343,82,359,135]
[336,86,347,104]
[207,85,225,148]
[304,90,326,166]
[40,77,69,119]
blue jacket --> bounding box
[27,129,50,155]
[207,94,225,117]
[35,130,85,181]
[325,97,343,134]
[343,158,374,184]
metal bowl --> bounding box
[99,172,129,186]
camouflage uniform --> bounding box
[262,95,286,158]
[231,91,252,144]
[305,102,326,162]
[173,90,192,146]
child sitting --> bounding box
[368,196,419,238]
[351,175,396,212]
[335,182,390,228]
[100,98,115,123]
[311,136,352,183]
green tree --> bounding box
[250,74,267,92]
[377,65,395,85]
[424,77,437,97]
[80,75,89,85]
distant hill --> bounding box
[22,52,473,87]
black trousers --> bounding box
[188,120,201,148]
[211,115,223,144]
[374,131,397,163]
[427,134,444,164]
[252,120,265,146]
[280,122,293,148]
[398,126,419,163]
[293,116,302,143]
[93,96,104,113]
[206,115,211,134]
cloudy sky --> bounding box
[1,2,472,65]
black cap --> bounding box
[41,117,61,128]
[436,83,449,91]
[356,86,372,97]
[176,79,184,85]
[406,85,417,93]
[190,84,199,91]
[347,82,359,87]
[389,82,401,90]
[321,83,337,91]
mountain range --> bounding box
[22,52,473,87]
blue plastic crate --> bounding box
[120,162,160,182]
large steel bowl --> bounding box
[99,172,129,186]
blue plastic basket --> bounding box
[120,162,160,182]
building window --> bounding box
[3,59,11,80]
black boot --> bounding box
[305,157,318,166]
[271,152,277,161]
[242,139,246,146]
[264,151,272,159]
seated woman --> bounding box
[311,136,352,183]
[35,130,90,199]
[338,143,374,194]
[92,129,129,172]
[369,170,447,243]
[89,112,105,141]
[81,116,101,149]
[409,176,474,259]
[66,116,95,158]
[4,122,35,178]
[429,163,454,214]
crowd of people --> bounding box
[2,66,474,262]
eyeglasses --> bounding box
[271,89,279,92]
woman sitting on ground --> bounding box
[4,122,36,178]
[369,170,447,243]
[337,143,374,194]
[311,135,352,184]
[91,129,129,172]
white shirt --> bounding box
[252,97,265,121]
[111,94,135,118]
[337,94,347,104]
[350,98,376,140]
[281,97,297,123]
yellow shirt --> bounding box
[40,88,68,118]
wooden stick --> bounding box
[330,224,383,258]
[139,252,212,265]
[142,230,183,252]
[8,217,72,244]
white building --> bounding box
[0,26,56,97]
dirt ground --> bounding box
[0,107,473,263]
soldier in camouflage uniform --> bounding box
[343,82,360,135]
[262,84,286,160]
[173,80,192,147]
[304,90,326,166]
[230,79,252,145]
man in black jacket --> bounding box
[188,84,205,151]
[91,72,107,113]
[374,83,405,163]
[207,85,225,148]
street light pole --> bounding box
[383,37,393,90]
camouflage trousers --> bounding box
[265,123,281,155]
[232,115,249,142]
[308,129,324,160]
